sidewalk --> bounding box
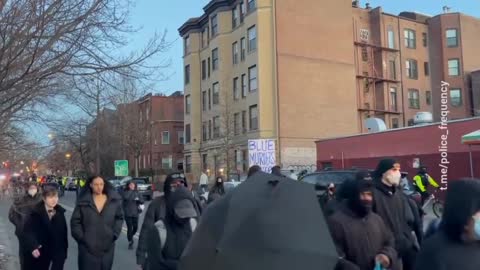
[0,214,17,270]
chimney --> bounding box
[366,3,371,10]
[352,0,359,8]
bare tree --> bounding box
[0,0,171,136]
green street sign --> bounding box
[114,160,129,176]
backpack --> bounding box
[154,218,198,251]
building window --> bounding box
[426,91,432,105]
[408,89,420,109]
[208,120,212,139]
[212,48,219,71]
[240,38,246,61]
[387,28,395,49]
[241,110,247,134]
[446,29,458,47]
[162,157,172,169]
[361,46,368,62]
[232,42,239,65]
[389,60,396,80]
[201,28,208,48]
[450,89,462,107]
[422,32,427,47]
[424,62,429,76]
[185,124,191,144]
[241,74,247,98]
[146,106,150,121]
[404,29,416,49]
[207,57,211,77]
[248,25,257,52]
[448,59,460,76]
[202,91,207,111]
[178,131,184,144]
[233,77,239,100]
[390,87,397,112]
[184,65,190,85]
[240,2,245,23]
[234,112,240,135]
[185,95,191,114]
[202,60,206,80]
[212,82,219,105]
[185,155,192,173]
[232,6,239,28]
[208,88,212,110]
[248,65,257,92]
[247,0,256,12]
[162,131,170,145]
[211,14,218,37]
[184,35,190,55]
[202,122,207,141]
[213,116,220,138]
[249,105,258,130]
[392,118,399,129]
[406,59,418,79]
[201,154,208,171]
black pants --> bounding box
[125,217,139,242]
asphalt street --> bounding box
[0,190,152,270]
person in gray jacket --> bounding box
[123,181,144,250]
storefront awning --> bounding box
[462,130,480,145]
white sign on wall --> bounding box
[248,139,276,173]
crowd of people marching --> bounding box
[6,158,480,270]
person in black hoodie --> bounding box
[371,159,417,270]
[415,179,480,270]
[207,176,225,204]
[136,172,202,269]
[146,186,199,270]
[71,176,123,270]
[123,181,144,250]
[8,182,42,270]
[329,172,397,270]
[23,185,68,270]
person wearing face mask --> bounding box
[8,182,42,270]
[414,179,480,270]
[328,174,397,270]
[207,176,225,204]
[146,186,199,270]
[372,158,418,270]
[320,183,336,212]
[137,172,202,270]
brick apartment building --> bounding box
[178,0,480,179]
[134,92,185,175]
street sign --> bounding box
[114,160,129,176]
[248,139,276,173]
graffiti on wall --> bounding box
[281,147,317,172]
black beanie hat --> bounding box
[374,158,398,179]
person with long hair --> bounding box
[71,176,123,270]
[207,176,225,204]
[123,181,144,250]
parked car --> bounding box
[300,169,372,196]
[130,177,153,201]
[108,178,122,191]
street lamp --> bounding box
[65,153,72,176]
[20,161,24,165]
[65,153,71,159]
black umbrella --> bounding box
[179,172,339,270]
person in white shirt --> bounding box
[199,171,209,192]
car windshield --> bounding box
[134,179,147,184]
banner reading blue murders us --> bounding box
[248,139,276,173]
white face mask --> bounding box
[383,171,401,186]
[28,189,37,197]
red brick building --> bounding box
[134,92,185,175]
[316,117,480,185]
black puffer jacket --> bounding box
[123,188,144,218]
[71,188,123,270]
[9,193,42,236]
